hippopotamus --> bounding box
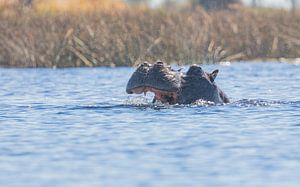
[126,61,229,104]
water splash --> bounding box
[125,96,151,106]
[123,97,297,109]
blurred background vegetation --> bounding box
[0,0,299,67]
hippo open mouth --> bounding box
[126,61,230,105]
[126,61,181,104]
[128,86,178,104]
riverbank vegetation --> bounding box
[0,0,299,67]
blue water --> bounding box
[0,62,299,187]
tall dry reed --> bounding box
[0,4,299,67]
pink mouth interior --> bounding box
[130,87,177,104]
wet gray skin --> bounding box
[126,61,229,104]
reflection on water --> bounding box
[0,62,300,187]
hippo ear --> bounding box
[209,69,219,82]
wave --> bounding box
[1,99,298,112]
[231,99,299,107]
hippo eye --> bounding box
[187,65,204,76]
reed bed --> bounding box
[0,2,299,67]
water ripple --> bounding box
[0,63,300,187]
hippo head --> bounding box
[126,61,182,104]
[178,65,223,104]
[126,62,229,104]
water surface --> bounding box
[0,62,299,187]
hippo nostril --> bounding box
[155,61,164,65]
[142,61,150,66]
[153,61,165,69]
